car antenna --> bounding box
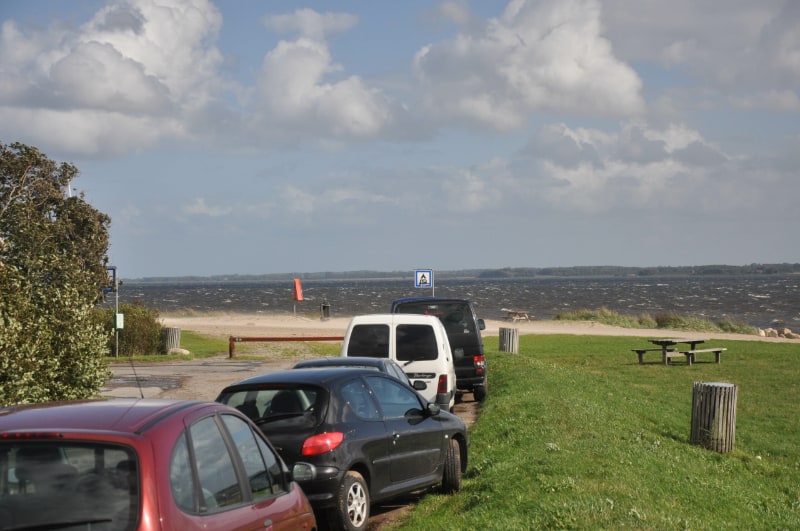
[129,355,145,399]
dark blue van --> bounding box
[390,297,487,401]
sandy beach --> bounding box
[160,312,791,343]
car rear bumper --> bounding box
[436,391,454,410]
[455,375,486,390]
[298,465,343,508]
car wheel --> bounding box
[473,383,487,402]
[441,438,462,493]
[330,470,369,531]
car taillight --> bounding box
[473,355,486,375]
[301,432,344,456]
[437,374,448,394]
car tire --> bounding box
[441,438,462,493]
[329,470,369,531]
[473,382,487,402]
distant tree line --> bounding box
[129,263,800,284]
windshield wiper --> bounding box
[403,356,429,367]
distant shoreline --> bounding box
[127,264,800,283]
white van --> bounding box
[340,314,457,411]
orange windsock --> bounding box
[293,278,304,301]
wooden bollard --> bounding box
[690,382,738,452]
[498,327,519,353]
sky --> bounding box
[1,0,799,279]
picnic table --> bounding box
[633,338,721,365]
[501,308,531,322]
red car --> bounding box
[0,398,317,531]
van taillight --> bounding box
[302,432,344,456]
[473,355,486,375]
[437,375,448,394]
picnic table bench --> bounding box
[501,308,531,322]
[632,347,676,365]
[678,348,727,366]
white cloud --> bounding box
[602,0,800,113]
[413,0,644,130]
[0,0,224,154]
[182,197,231,217]
[441,164,504,213]
[499,121,741,213]
[262,9,358,40]
[252,36,392,139]
[437,1,472,26]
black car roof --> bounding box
[220,367,381,390]
[392,296,471,305]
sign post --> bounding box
[414,269,434,296]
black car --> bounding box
[215,368,467,530]
[293,356,411,385]
[391,297,488,401]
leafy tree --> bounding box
[0,142,112,405]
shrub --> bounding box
[97,302,163,356]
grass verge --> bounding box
[399,334,799,529]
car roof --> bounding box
[347,313,442,324]
[221,367,380,391]
[0,398,221,435]
[294,357,395,368]
[392,297,471,305]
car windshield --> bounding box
[0,442,138,531]
[218,386,326,430]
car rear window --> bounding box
[217,386,326,430]
[0,442,138,530]
[395,324,438,362]
[346,324,390,357]
[394,301,476,334]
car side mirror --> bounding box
[413,380,427,391]
[477,318,485,331]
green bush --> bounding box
[97,302,163,356]
[553,307,757,335]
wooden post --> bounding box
[498,327,519,353]
[690,382,737,452]
[162,327,181,354]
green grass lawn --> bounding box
[400,335,800,530]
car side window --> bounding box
[221,414,286,498]
[188,416,242,511]
[339,379,381,420]
[170,434,198,512]
[366,376,424,419]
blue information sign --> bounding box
[414,269,433,288]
